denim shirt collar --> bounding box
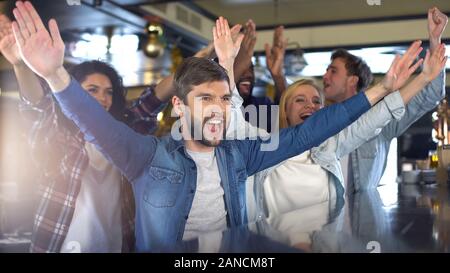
[166,137,233,155]
[166,137,185,154]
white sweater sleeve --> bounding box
[226,86,270,140]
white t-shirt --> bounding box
[183,149,228,241]
[263,151,333,216]
[266,200,332,246]
[61,142,122,253]
[197,230,224,253]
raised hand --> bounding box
[421,43,447,82]
[195,24,242,60]
[428,7,448,53]
[11,1,65,79]
[233,19,257,82]
[0,14,22,65]
[236,19,256,61]
[265,25,288,77]
[213,17,243,64]
[230,23,243,45]
[381,40,424,92]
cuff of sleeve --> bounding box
[53,77,89,118]
[383,91,405,121]
[231,86,244,109]
[428,70,446,98]
[137,85,167,115]
[19,91,54,112]
[53,76,79,100]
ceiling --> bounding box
[1,0,448,42]
[190,0,450,29]
[1,0,450,87]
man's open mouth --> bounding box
[205,118,223,133]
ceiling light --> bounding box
[144,23,165,58]
[285,42,308,76]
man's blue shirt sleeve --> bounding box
[54,78,157,181]
[237,91,371,175]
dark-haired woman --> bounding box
[1,14,171,252]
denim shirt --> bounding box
[54,78,370,252]
[350,72,446,192]
[248,90,406,222]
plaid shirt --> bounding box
[19,85,165,253]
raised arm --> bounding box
[3,13,78,175]
[335,43,427,158]
[233,19,257,83]
[336,42,445,157]
[213,16,243,91]
[381,8,448,140]
[237,40,424,175]
[0,13,43,104]
[265,25,288,101]
[127,21,244,135]
[211,16,269,140]
[336,41,447,157]
[334,41,427,156]
[334,91,405,159]
[428,7,448,54]
[364,40,424,106]
[237,91,371,175]
[125,84,168,135]
[382,45,447,140]
[150,74,175,103]
[398,43,447,105]
[12,1,156,181]
[193,41,215,59]
[334,39,425,156]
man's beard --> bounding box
[188,115,227,147]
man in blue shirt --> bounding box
[11,1,423,251]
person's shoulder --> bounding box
[250,95,274,106]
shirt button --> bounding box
[190,189,195,194]
[184,215,188,220]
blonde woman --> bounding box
[249,43,447,220]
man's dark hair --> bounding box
[68,60,127,121]
[331,49,373,91]
[174,57,230,101]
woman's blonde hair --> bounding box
[279,79,324,129]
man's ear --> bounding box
[348,75,359,90]
[172,96,184,117]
